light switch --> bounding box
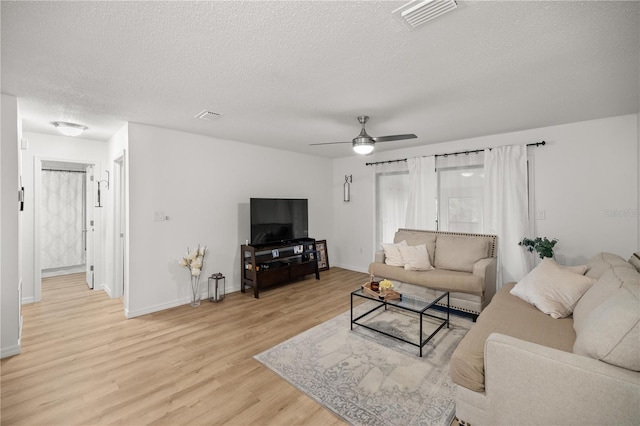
[536,210,546,220]
[154,211,166,221]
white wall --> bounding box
[125,123,333,317]
[19,132,108,303]
[1,94,22,358]
[332,114,639,274]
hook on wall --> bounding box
[96,170,110,208]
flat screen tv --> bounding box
[250,198,308,245]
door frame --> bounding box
[112,152,127,300]
[85,164,95,289]
[34,157,101,302]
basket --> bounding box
[362,282,401,301]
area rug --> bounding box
[254,302,472,426]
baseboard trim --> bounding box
[21,296,35,305]
[333,263,369,274]
[125,284,242,319]
[103,284,114,298]
[1,344,21,359]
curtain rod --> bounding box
[365,141,546,166]
[42,168,87,173]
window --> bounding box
[374,150,535,247]
[375,153,485,245]
[437,165,484,233]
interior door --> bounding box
[85,165,95,289]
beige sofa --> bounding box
[369,229,497,318]
[451,252,640,425]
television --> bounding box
[250,198,309,245]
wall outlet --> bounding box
[536,209,546,220]
[153,211,166,221]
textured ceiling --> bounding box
[2,1,639,158]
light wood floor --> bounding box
[1,268,371,425]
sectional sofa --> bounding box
[451,252,640,425]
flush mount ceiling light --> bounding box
[52,121,88,137]
[392,0,458,31]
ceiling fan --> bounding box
[309,115,417,155]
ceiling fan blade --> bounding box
[309,141,351,146]
[373,134,418,142]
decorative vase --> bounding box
[190,275,202,307]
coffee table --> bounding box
[350,288,450,357]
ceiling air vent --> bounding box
[195,110,222,121]
[392,0,457,31]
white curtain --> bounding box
[483,145,529,288]
[41,170,85,269]
[375,162,410,247]
[405,156,437,230]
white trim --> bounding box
[103,283,114,298]
[332,263,369,274]
[112,153,125,299]
[21,296,34,304]
[0,344,21,359]
[42,264,85,278]
[124,286,241,318]
[34,159,41,303]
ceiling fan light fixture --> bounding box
[52,121,88,137]
[353,139,375,155]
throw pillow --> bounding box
[381,240,408,267]
[398,244,433,271]
[573,285,640,371]
[573,267,639,333]
[510,258,596,319]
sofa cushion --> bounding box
[510,259,596,319]
[450,283,576,392]
[573,267,639,332]
[564,264,588,275]
[394,230,437,266]
[585,252,635,279]
[369,262,484,295]
[398,244,433,271]
[629,253,640,273]
[434,234,490,273]
[381,240,407,267]
[573,277,640,371]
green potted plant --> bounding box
[518,237,558,259]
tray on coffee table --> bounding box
[361,281,401,301]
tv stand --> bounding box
[240,238,320,298]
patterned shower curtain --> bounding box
[41,170,85,269]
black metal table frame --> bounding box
[350,290,450,357]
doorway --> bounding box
[34,158,100,302]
